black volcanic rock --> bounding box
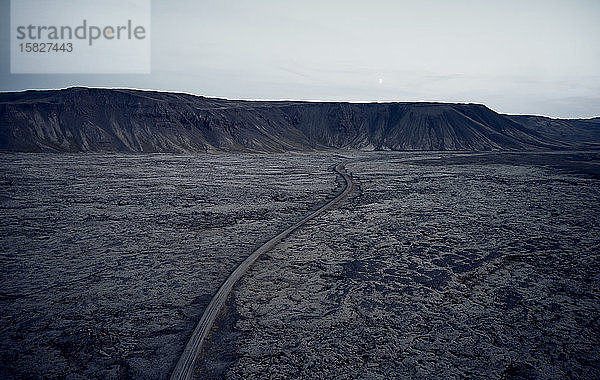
[0,87,597,152]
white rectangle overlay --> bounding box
[11,0,151,74]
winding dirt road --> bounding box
[170,161,354,380]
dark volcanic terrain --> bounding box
[1,87,599,379]
[1,87,599,153]
[0,153,339,378]
[1,151,599,379]
[198,152,600,379]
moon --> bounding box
[378,78,383,85]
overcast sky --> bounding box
[1,0,599,118]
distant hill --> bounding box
[0,87,598,152]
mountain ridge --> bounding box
[1,87,598,153]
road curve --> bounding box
[170,161,354,380]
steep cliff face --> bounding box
[281,102,570,151]
[0,88,313,153]
[0,87,597,152]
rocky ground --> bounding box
[198,152,600,379]
[1,151,598,379]
[0,152,340,379]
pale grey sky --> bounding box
[1,0,599,118]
